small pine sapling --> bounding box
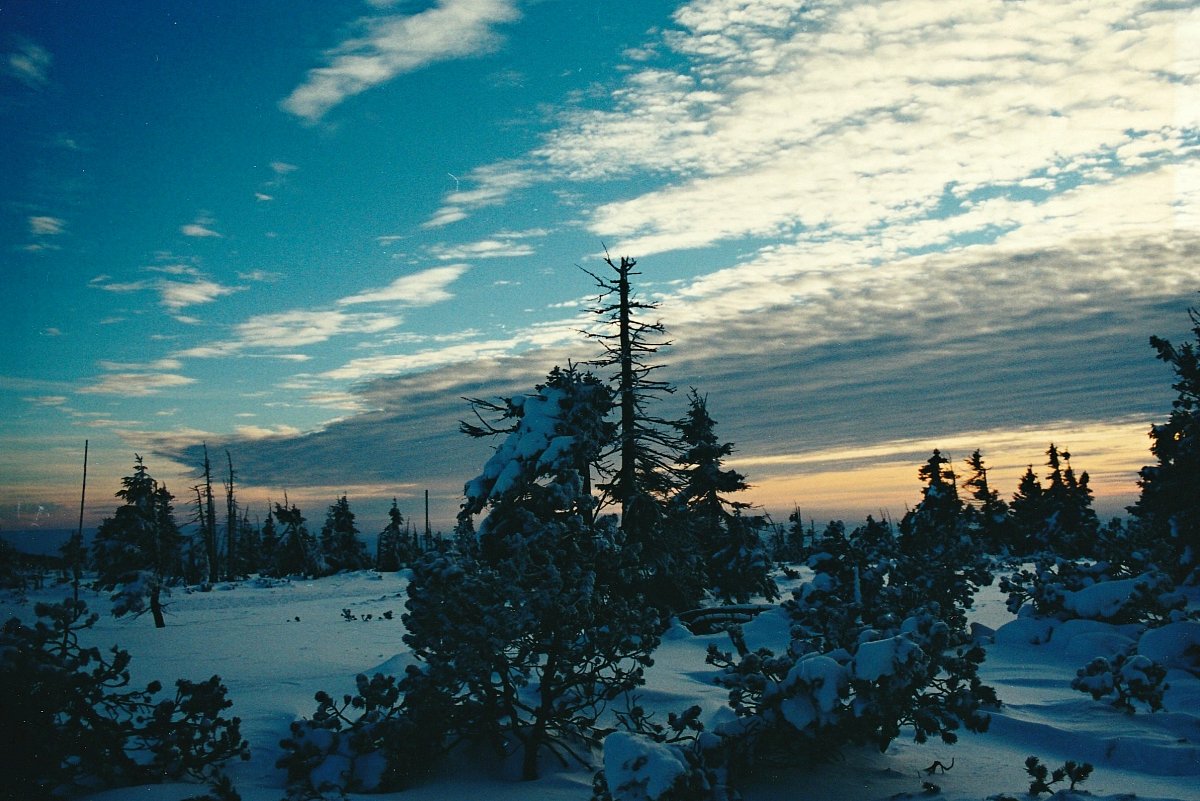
[1024,756,1093,795]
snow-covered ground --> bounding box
[4,570,1197,801]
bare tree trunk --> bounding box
[202,444,219,583]
[150,583,166,628]
[616,258,637,520]
[225,450,237,580]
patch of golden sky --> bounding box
[732,416,1156,521]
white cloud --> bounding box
[282,0,521,122]
[320,339,518,381]
[237,269,284,282]
[6,41,51,87]
[90,271,244,312]
[96,358,184,372]
[234,309,404,349]
[234,424,303,440]
[337,264,469,306]
[423,0,1194,262]
[25,395,68,407]
[158,278,242,310]
[79,372,197,396]
[181,223,222,238]
[28,216,65,236]
[427,237,536,260]
[422,160,537,227]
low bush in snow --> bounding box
[592,705,733,801]
[277,671,448,799]
[1000,558,1188,626]
[0,598,248,800]
[698,507,997,779]
[1071,650,1169,713]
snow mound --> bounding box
[603,731,688,800]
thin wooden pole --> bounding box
[72,439,88,595]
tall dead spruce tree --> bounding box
[583,255,690,609]
[193,444,220,584]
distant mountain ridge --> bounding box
[1,528,93,556]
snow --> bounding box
[779,654,848,730]
[1139,621,1200,670]
[1061,576,1143,620]
[3,569,1198,801]
[602,732,688,800]
[854,634,923,681]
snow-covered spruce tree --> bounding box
[91,455,182,628]
[583,255,693,612]
[405,365,662,781]
[272,500,323,577]
[319,495,370,574]
[1129,301,1200,583]
[673,389,777,604]
[994,442,1182,624]
[894,449,993,633]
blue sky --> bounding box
[2,0,1198,535]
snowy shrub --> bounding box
[1000,559,1187,625]
[0,598,248,800]
[594,732,726,801]
[708,611,995,761]
[1072,650,1169,713]
[591,705,732,801]
[703,479,997,772]
[277,671,446,799]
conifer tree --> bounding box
[272,500,322,577]
[1009,465,1045,555]
[896,450,990,631]
[1011,445,1099,557]
[1130,302,1200,582]
[962,450,1015,554]
[236,508,260,576]
[673,389,776,604]
[319,495,369,574]
[259,507,278,571]
[899,449,962,556]
[405,365,659,781]
[583,255,686,609]
[375,499,409,572]
[92,456,182,628]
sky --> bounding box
[2,0,1198,537]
